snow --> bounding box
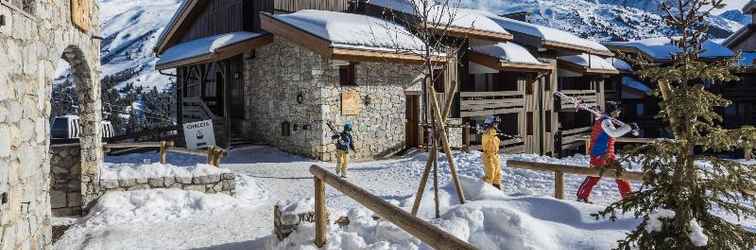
[471,42,545,65]
[740,51,756,66]
[604,37,736,61]
[558,54,617,71]
[622,76,653,95]
[644,208,675,233]
[53,146,755,249]
[367,0,512,36]
[272,10,426,52]
[611,58,633,71]
[99,0,182,89]
[156,32,264,68]
[100,162,231,180]
[688,219,709,247]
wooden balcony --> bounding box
[557,126,592,151]
[459,91,525,118]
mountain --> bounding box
[90,0,748,91]
[97,0,182,90]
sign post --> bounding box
[183,120,216,150]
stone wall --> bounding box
[0,1,101,249]
[98,173,235,195]
[49,145,82,217]
[242,37,423,161]
[49,144,236,216]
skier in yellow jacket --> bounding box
[481,117,502,189]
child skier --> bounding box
[481,116,502,190]
[332,123,356,178]
[576,105,633,203]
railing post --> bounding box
[160,141,168,164]
[212,147,224,167]
[554,171,564,199]
[463,123,470,152]
[745,146,753,161]
[314,177,327,248]
[207,146,216,166]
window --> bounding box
[636,103,645,117]
[433,69,445,93]
[527,112,534,135]
[339,63,356,86]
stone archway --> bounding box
[51,45,104,214]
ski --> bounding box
[553,91,640,136]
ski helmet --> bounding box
[343,122,353,132]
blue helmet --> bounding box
[343,123,353,131]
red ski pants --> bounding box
[576,162,632,200]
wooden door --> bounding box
[405,94,420,148]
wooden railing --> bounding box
[309,165,476,249]
[557,89,599,111]
[557,126,592,152]
[580,136,754,160]
[51,141,227,167]
[508,160,642,199]
[460,91,524,118]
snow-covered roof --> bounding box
[156,32,265,69]
[471,42,544,65]
[622,76,653,95]
[271,10,425,52]
[367,0,511,39]
[488,17,612,56]
[558,54,617,72]
[604,37,735,62]
[610,58,633,72]
[745,0,756,14]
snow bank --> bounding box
[272,10,426,52]
[156,32,264,67]
[101,162,231,180]
[272,177,639,249]
[604,37,735,61]
[471,42,545,65]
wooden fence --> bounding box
[309,165,475,249]
[507,160,642,199]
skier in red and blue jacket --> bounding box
[577,105,633,203]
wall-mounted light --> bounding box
[296,92,304,104]
[234,72,241,80]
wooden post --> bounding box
[313,177,327,248]
[428,86,466,205]
[212,147,224,167]
[554,171,564,199]
[159,141,168,164]
[208,146,216,166]
[463,124,470,152]
[584,138,591,155]
[411,144,436,216]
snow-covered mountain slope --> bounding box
[460,0,746,41]
[98,0,182,90]
[94,0,748,90]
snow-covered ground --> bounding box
[53,145,755,249]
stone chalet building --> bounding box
[1,0,102,249]
[155,0,622,160]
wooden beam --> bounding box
[543,40,614,57]
[155,0,201,54]
[309,165,475,250]
[314,177,327,247]
[260,12,333,57]
[427,25,513,43]
[331,48,445,65]
[508,160,644,181]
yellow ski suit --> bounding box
[482,127,502,187]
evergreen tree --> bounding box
[595,0,756,249]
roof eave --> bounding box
[154,0,201,55]
[155,34,274,70]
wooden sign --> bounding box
[341,90,361,116]
[71,0,91,32]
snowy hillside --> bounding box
[98,0,182,90]
[93,0,749,90]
